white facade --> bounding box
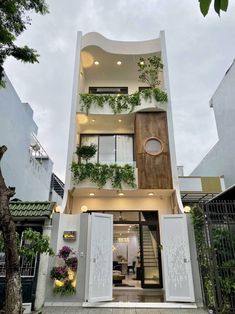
[0,75,53,201]
[63,31,183,212]
[51,31,206,306]
[191,60,235,188]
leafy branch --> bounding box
[0,228,54,260]
[199,0,229,16]
[137,56,163,88]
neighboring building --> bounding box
[191,60,235,189]
[50,31,204,306]
[0,75,64,311]
[179,175,225,204]
[0,201,56,312]
[0,74,63,203]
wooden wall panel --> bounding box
[135,112,173,189]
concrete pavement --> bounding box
[37,307,208,314]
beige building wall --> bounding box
[71,195,173,215]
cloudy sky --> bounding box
[4,0,235,181]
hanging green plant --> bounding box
[71,162,136,189]
[137,56,163,88]
[76,144,97,163]
[79,88,167,115]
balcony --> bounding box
[71,162,138,191]
[77,88,167,115]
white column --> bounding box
[34,220,52,310]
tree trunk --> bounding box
[0,146,22,314]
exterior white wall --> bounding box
[63,32,82,209]
[81,32,161,55]
[0,75,53,201]
[160,31,183,212]
[191,61,235,188]
[71,195,173,215]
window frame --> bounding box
[80,134,135,164]
[89,87,128,95]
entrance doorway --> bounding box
[106,211,162,289]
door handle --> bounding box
[92,258,96,263]
[183,258,190,263]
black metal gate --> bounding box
[0,226,41,310]
[196,201,235,314]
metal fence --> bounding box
[198,201,235,314]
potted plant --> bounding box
[76,144,97,163]
[50,266,68,281]
[51,246,78,296]
[137,56,163,88]
[58,246,73,260]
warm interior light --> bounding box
[117,61,122,65]
[91,119,95,122]
[118,192,124,196]
[94,61,99,65]
[118,119,122,123]
[148,192,154,196]
[89,193,95,196]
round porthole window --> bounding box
[144,137,163,155]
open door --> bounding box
[160,214,195,302]
[85,213,113,302]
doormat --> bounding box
[115,283,135,287]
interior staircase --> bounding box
[142,227,158,280]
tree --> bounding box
[137,56,163,88]
[0,1,49,313]
[199,0,229,16]
[0,0,49,87]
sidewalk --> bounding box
[39,307,208,314]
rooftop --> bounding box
[10,201,56,218]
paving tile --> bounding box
[40,307,208,314]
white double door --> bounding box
[84,212,195,303]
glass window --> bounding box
[80,135,134,164]
[116,135,133,164]
[89,87,128,95]
[80,135,98,163]
[145,138,162,155]
[99,136,116,163]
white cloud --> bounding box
[3,0,235,180]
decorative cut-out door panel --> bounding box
[160,214,195,302]
[85,213,113,302]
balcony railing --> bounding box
[78,88,167,115]
[71,162,138,190]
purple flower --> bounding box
[57,246,73,260]
[66,256,78,270]
[50,266,68,280]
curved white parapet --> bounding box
[81,32,161,55]
[77,96,167,115]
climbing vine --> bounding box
[71,162,136,190]
[191,205,235,313]
[79,87,167,115]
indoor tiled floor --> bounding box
[113,289,164,302]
